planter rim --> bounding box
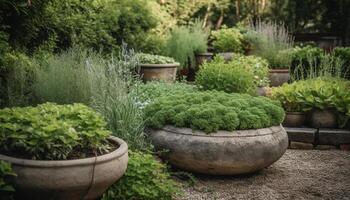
[139,63,180,68]
[0,136,128,168]
[156,125,283,138]
[269,69,290,73]
[195,52,214,56]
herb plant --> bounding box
[211,26,244,53]
[145,90,285,133]
[0,160,16,199]
[136,53,176,64]
[0,103,112,160]
[102,151,179,200]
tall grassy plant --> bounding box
[164,21,208,69]
[246,20,294,68]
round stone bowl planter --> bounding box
[149,125,288,175]
[0,136,128,200]
[269,69,290,87]
[139,63,179,82]
[283,112,306,127]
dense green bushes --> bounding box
[102,151,179,200]
[211,27,244,53]
[195,55,268,93]
[0,103,112,160]
[145,91,284,133]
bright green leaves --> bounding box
[136,53,176,64]
[0,103,111,160]
[211,26,244,53]
[145,91,284,133]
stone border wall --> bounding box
[285,127,350,150]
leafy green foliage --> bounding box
[0,103,112,160]
[195,56,256,94]
[136,53,176,64]
[0,160,16,195]
[211,26,244,53]
[102,151,179,200]
[333,47,350,78]
[164,21,208,69]
[271,77,350,115]
[145,90,285,133]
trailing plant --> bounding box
[102,151,179,200]
[211,26,244,53]
[245,20,294,69]
[164,21,208,69]
[195,56,256,94]
[136,53,176,64]
[145,90,285,133]
[0,103,112,160]
[0,160,16,200]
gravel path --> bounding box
[177,150,350,200]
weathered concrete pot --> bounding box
[0,137,128,200]
[139,63,179,82]
[309,109,338,128]
[218,52,234,62]
[195,52,214,68]
[283,112,306,127]
[150,125,288,175]
[269,69,290,87]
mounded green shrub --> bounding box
[195,56,256,94]
[145,90,285,133]
[0,103,112,160]
[136,53,176,64]
[102,151,179,200]
[211,26,244,53]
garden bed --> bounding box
[177,149,350,200]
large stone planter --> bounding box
[150,125,288,175]
[269,69,290,87]
[0,136,128,200]
[139,63,179,82]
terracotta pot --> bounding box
[268,69,290,87]
[309,109,338,128]
[283,112,306,127]
[195,53,214,68]
[139,63,179,82]
[218,52,234,62]
[149,125,288,175]
[1,137,128,200]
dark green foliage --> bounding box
[136,53,176,64]
[102,151,179,200]
[0,160,16,200]
[211,26,244,53]
[145,91,285,133]
[195,56,256,94]
[0,103,111,160]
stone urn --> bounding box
[195,52,214,68]
[283,112,306,127]
[139,63,179,82]
[269,69,290,87]
[149,125,288,175]
[1,136,128,200]
[309,109,338,128]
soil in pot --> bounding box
[269,69,290,87]
[309,109,338,128]
[283,112,306,127]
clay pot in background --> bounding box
[309,109,338,128]
[283,112,306,127]
[269,69,290,87]
[139,63,178,82]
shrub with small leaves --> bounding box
[102,151,179,200]
[211,26,244,53]
[0,103,112,160]
[145,90,284,133]
[136,53,176,64]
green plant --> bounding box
[102,151,179,200]
[270,83,306,112]
[211,26,244,53]
[136,53,176,64]
[195,56,256,94]
[145,90,284,133]
[245,20,294,68]
[0,103,112,160]
[164,21,208,69]
[0,160,16,200]
[333,47,350,79]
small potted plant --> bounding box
[137,53,179,82]
[269,83,306,127]
[211,26,244,61]
[0,103,128,200]
[144,91,288,175]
